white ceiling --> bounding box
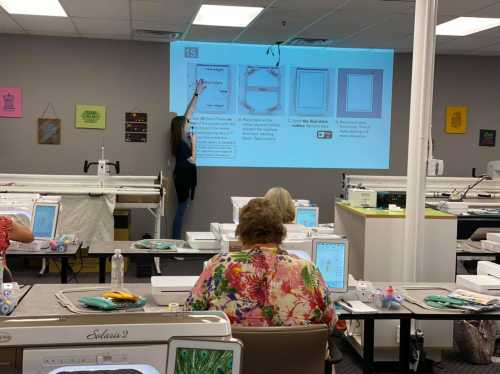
[2,0,500,55]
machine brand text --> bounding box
[86,329,129,340]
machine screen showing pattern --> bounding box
[175,348,233,374]
[170,41,394,169]
[314,242,346,290]
[32,204,58,239]
[295,207,318,228]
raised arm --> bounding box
[184,79,206,125]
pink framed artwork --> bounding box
[0,87,22,118]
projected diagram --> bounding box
[187,64,234,114]
[290,68,333,117]
[239,65,284,115]
[337,68,384,118]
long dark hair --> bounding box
[170,116,186,157]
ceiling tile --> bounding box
[82,33,131,40]
[343,0,415,16]
[470,3,500,17]
[438,0,500,16]
[73,18,131,36]
[299,11,389,42]
[132,19,186,32]
[61,0,130,20]
[13,15,76,33]
[239,9,331,43]
[203,0,272,6]
[132,0,199,24]
[0,13,24,33]
[185,25,242,42]
[336,14,413,50]
[27,31,79,38]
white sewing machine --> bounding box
[4,283,240,374]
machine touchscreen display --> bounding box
[32,204,58,239]
[314,242,347,290]
[175,348,233,374]
[295,207,318,228]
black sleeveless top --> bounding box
[173,138,197,202]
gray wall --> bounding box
[0,34,498,238]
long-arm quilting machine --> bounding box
[0,172,166,274]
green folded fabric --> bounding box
[134,239,176,250]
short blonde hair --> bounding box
[264,187,295,224]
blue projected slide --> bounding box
[32,205,57,239]
[315,242,346,290]
[170,41,394,168]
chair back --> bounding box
[232,324,329,374]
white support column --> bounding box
[403,0,438,282]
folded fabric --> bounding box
[133,239,177,250]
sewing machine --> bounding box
[2,283,238,374]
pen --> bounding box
[340,298,352,308]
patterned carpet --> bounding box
[334,335,500,374]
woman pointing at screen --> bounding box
[170,80,206,239]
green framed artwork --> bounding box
[75,105,106,129]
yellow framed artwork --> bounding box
[445,106,468,134]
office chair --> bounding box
[232,324,330,374]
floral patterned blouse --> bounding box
[0,216,12,256]
[186,246,336,327]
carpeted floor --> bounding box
[332,333,500,374]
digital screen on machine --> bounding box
[32,205,57,239]
[175,348,234,374]
[314,242,346,290]
[295,207,318,228]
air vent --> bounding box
[133,29,182,42]
[289,37,333,47]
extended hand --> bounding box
[195,79,206,95]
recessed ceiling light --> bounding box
[193,4,263,27]
[0,0,67,17]
[436,17,500,36]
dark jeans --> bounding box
[172,200,189,239]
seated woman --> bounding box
[186,198,335,327]
[0,216,34,280]
[264,187,295,224]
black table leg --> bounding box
[61,257,69,284]
[363,318,375,374]
[399,318,411,374]
[99,257,106,283]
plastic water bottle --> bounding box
[111,249,124,290]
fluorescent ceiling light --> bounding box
[0,0,67,17]
[193,4,263,27]
[436,17,500,36]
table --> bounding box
[7,243,81,284]
[88,241,220,283]
[456,240,500,275]
[335,203,457,356]
[337,304,412,374]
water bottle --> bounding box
[111,249,124,290]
